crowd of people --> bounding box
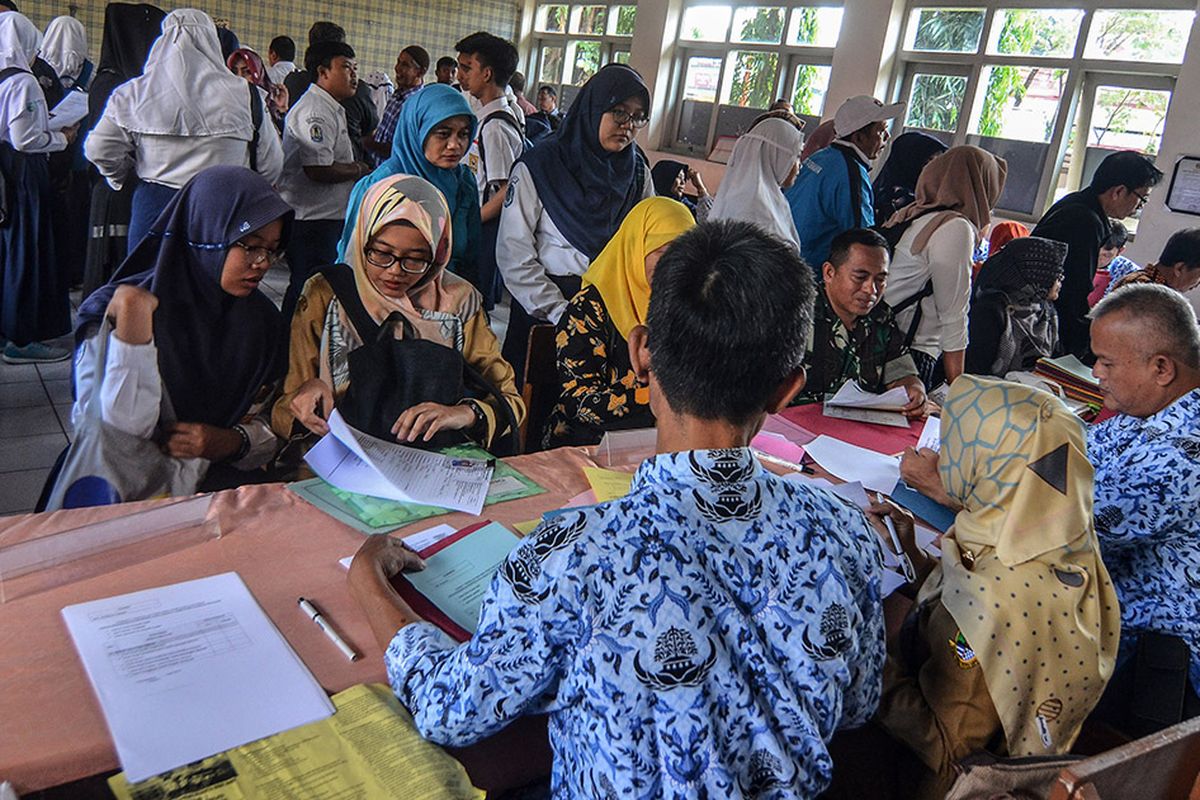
[2,4,1199,797]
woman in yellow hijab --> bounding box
[542,197,695,448]
[876,375,1120,798]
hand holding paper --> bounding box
[827,381,910,411]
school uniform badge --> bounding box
[309,124,324,143]
[949,630,978,669]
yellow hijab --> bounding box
[581,197,695,339]
[929,375,1120,756]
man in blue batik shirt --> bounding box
[1088,284,1200,731]
[349,220,899,798]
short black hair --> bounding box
[538,85,557,98]
[829,228,889,268]
[437,56,457,71]
[1090,150,1164,194]
[0,0,19,11]
[454,31,518,87]
[1159,228,1200,270]
[269,36,295,61]
[1103,220,1129,250]
[401,45,430,73]
[510,70,526,94]
[646,220,815,423]
[306,41,354,81]
[308,21,345,45]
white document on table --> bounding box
[803,435,901,494]
[61,572,334,783]
[47,89,88,130]
[916,417,941,452]
[827,381,910,410]
[305,409,493,514]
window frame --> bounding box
[889,0,1189,220]
[664,2,845,157]
[530,3,638,111]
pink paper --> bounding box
[751,432,806,463]
[563,489,598,508]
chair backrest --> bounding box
[519,324,558,453]
[1049,716,1200,800]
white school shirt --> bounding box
[497,161,655,325]
[85,86,282,191]
[72,333,277,470]
[278,83,355,221]
[882,213,976,358]
[0,70,67,153]
[468,95,523,205]
[265,60,296,86]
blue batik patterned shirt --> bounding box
[1088,389,1200,686]
[386,448,886,798]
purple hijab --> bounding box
[77,166,293,428]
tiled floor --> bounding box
[0,264,510,517]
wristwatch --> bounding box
[465,401,487,436]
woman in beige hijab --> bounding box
[881,146,1007,386]
[876,375,1120,798]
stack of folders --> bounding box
[1033,355,1103,406]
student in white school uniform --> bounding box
[277,40,371,320]
[85,9,282,257]
[497,63,654,384]
[457,31,523,309]
[265,35,297,86]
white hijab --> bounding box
[104,9,253,138]
[41,16,87,85]
[0,12,40,72]
[709,117,803,250]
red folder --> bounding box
[389,520,492,643]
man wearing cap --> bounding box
[785,95,903,269]
[364,45,429,165]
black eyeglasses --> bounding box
[364,246,434,274]
[1132,189,1150,209]
[232,240,283,265]
[607,107,650,129]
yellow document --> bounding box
[582,467,634,502]
[108,683,483,800]
[512,519,541,536]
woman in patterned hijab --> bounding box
[965,236,1068,376]
[878,375,1120,798]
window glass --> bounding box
[988,9,1083,58]
[789,7,844,46]
[683,55,723,103]
[681,5,733,41]
[536,4,569,33]
[906,72,968,131]
[792,64,833,115]
[1088,86,1171,154]
[539,45,564,84]
[610,5,638,36]
[571,5,609,35]
[569,40,602,85]
[1084,10,1194,64]
[721,50,780,108]
[972,64,1067,142]
[613,50,632,64]
[904,8,986,53]
[731,6,786,44]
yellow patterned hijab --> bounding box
[930,375,1120,756]
[582,197,695,339]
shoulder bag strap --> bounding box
[318,265,380,341]
[247,82,262,172]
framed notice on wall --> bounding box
[1165,157,1200,216]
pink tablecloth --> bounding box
[780,402,924,455]
[0,448,597,794]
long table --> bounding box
[0,447,599,794]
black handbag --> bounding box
[319,266,519,455]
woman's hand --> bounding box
[290,378,334,436]
[106,284,158,345]
[866,496,936,585]
[687,167,708,197]
[162,422,241,461]
[391,402,476,444]
[899,446,962,511]
[351,535,426,580]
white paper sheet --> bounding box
[47,90,88,130]
[827,381,909,410]
[305,410,493,514]
[916,417,941,452]
[61,572,334,782]
[337,523,459,571]
[803,435,901,494]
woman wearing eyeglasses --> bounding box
[496,63,655,385]
[68,166,293,495]
[274,174,523,452]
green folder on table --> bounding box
[288,445,545,534]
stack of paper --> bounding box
[803,435,901,494]
[62,573,335,782]
[1033,355,1103,406]
[826,381,909,411]
[304,410,493,514]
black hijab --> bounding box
[519,64,650,260]
[87,3,166,125]
[871,131,947,222]
[652,159,687,199]
[77,167,293,428]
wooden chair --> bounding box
[519,324,558,453]
[1049,716,1200,800]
